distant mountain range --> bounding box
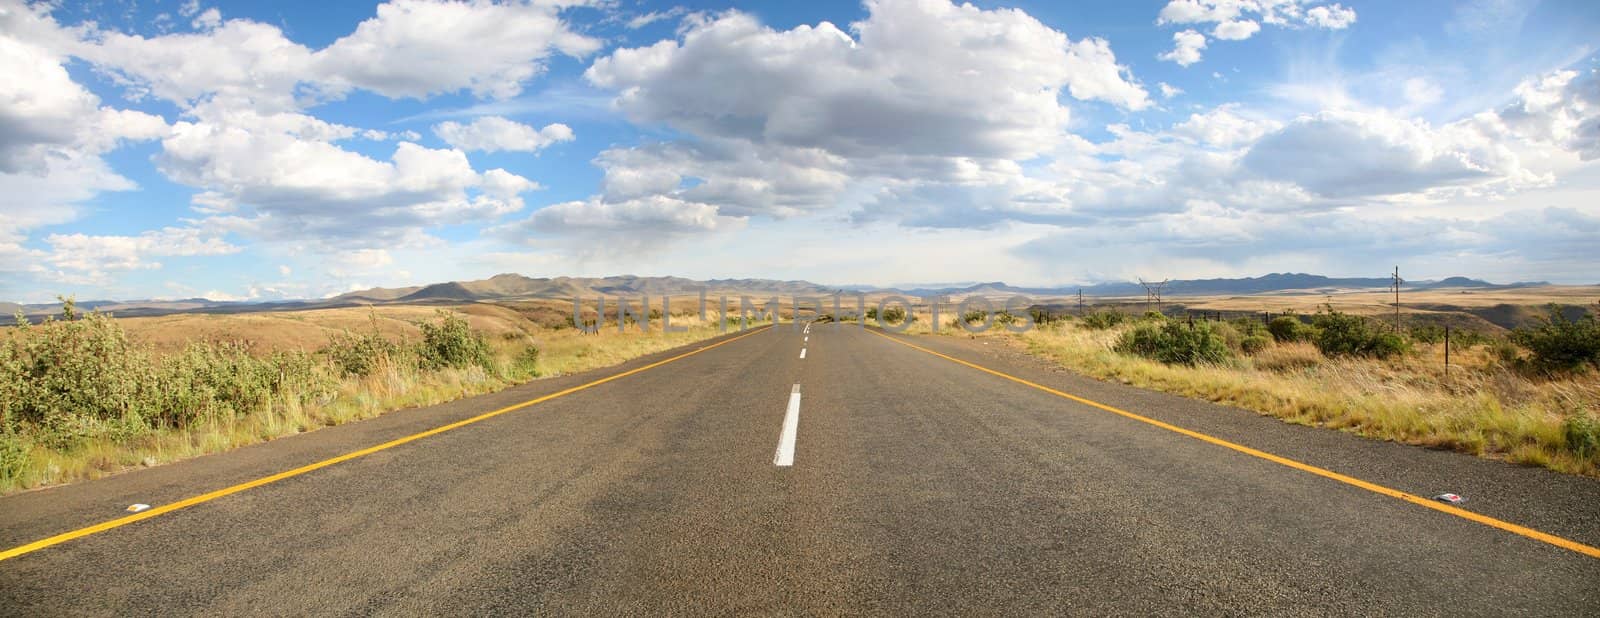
[879,273,1551,298]
[0,272,1562,322]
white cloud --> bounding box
[158,106,537,247]
[625,7,688,29]
[1063,37,1153,111]
[0,3,171,280]
[1305,4,1357,29]
[312,0,601,100]
[1402,77,1443,106]
[10,0,580,265]
[569,0,1150,239]
[1156,1,1355,68]
[432,116,574,153]
[1159,30,1207,66]
[1159,82,1184,99]
[1158,0,1357,30]
[191,8,221,30]
[1241,109,1532,198]
[588,0,1147,160]
[1173,104,1280,148]
[1212,19,1260,40]
[43,227,239,278]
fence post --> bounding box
[1444,324,1451,377]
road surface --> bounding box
[2,323,1598,615]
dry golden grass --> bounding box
[4,304,760,494]
[1168,285,1600,317]
[957,320,1599,477]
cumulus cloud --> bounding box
[44,227,239,277]
[0,2,172,278]
[1212,20,1260,40]
[564,0,1150,240]
[432,116,574,153]
[1304,4,1357,29]
[1158,0,1357,30]
[1159,30,1207,66]
[1156,1,1356,68]
[5,0,583,266]
[1241,109,1537,198]
[1173,104,1280,148]
[158,106,538,247]
[313,0,601,100]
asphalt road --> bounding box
[2,323,1598,615]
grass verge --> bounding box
[992,319,1598,476]
[1,303,757,495]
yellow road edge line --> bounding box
[0,326,773,563]
[867,329,1600,560]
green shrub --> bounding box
[1268,316,1316,343]
[1409,324,1445,344]
[1240,334,1271,355]
[1229,317,1269,338]
[1115,320,1234,366]
[1142,311,1167,321]
[1491,339,1521,364]
[1082,310,1127,330]
[1510,305,1600,373]
[417,310,493,371]
[1,304,157,439]
[513,344,541,378]
[1312,310,1409,359]
[0,432,28,482]
[1452,329,1489,348]
[1565,411,1600,458]
[324,329,404,377]
[1,301,334,445]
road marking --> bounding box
[804,336,808,343]
[0,326,774,563]
[774,384,802,467]
[866,329,1600,560]
[800,348,807,359]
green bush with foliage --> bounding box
[1114,320,1234,366]
[1,301,333,450]
[325,327,405,377]
[417,310,493,371]
[1081,310,1127,330]
[1268,315,1317,343]
[1240,334,1271,355]
[513,344,542,377]
[1565,411,1600,458]
[1511,305,1600,373]
[1311,310,1409,359]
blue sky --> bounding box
[2,0,1597,302]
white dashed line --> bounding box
[774,384,801,467]
[799,348,807,359]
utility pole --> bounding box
[1077,288,1084,316]
[1391,266,1403,333]
[1138,278,1169,314]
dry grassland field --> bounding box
[874,288,1600,478]
[0,299,764,494]
[2,284,1597,494]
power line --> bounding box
[1138,278,1169,314]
